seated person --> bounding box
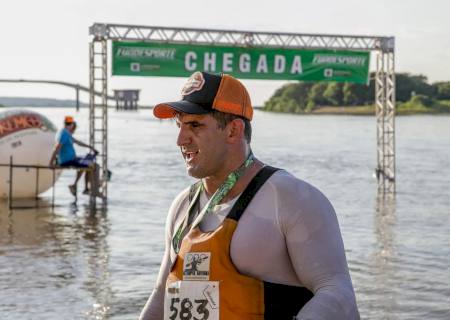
[49,116,98,196]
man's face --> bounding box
[176,113,228,179]
[66,123,76,133]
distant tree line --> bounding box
[263,73,450,113]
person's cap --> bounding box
[153,71,253,121]
[64,116,75,124]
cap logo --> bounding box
[181,71,205,96]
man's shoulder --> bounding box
[57,128,70,141]
[267,168,312,191]
[266,168,330,203]
[172,186,191,207]
[164,183,204,237]
[168,184,197,219]
[260,168,336,224]
[57,128,68,135]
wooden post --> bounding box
[52,167,55,210]
[35,167,40,207]
[8,156,13,210]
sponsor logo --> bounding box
[203,283,219,309]
[116,47,176,60]
[313,54,367,66]
[0,114,47,139]
[183,252,211,280]
[130,63,141,72]
[181,72,205,96]
[332,70,352,77]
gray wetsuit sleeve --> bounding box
[284,184,360,320]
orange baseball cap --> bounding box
[153,71,253,121]
[64,116,75,124]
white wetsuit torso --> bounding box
[140,169,360,320]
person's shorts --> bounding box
[60,154,95,168]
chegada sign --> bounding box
[112,41,370,84]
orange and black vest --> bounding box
[166,166,313,320]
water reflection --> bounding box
[0,200,113,320]
[78,206,113,320]
[374,195,396,261]
[371,195,398,319]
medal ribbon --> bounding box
[172,151,254,252]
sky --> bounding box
[1,0,450,106]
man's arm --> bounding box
[49,143,62,166]
[139,189,190,320]
[285,186,360,320]
[139,241,172,320]
[72,137,97,152]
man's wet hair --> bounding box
[211,110,252,144]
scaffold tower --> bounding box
[89,27,108,207]
[89,23,396,198]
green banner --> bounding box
[112,41,370,84]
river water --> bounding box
[0,107,449,319]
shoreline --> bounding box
[2,105,450,116]
[261,105,450,116]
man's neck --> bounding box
[202,158,264,202]
[201,145,248,195]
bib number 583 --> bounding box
[169,298,209,320]
[164,281,219,320]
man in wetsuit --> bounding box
[140,72,360,320]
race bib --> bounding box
[164,281,219,320]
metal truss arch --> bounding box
[90,23,394,51]
[89,23,396,202]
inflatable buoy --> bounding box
[0,109,61,198]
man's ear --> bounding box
[226,118,245,142]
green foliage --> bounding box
[263,82,312,113]
[433,82,450,99]
[264,96,303,113]
[343,83,369,105]
[440,100,450,108]
[396,73,434,102]
[307,82,329,108]
[323,82,343,106]
[398,95,450,114]
[263,73,450,114]
[271,83,290,99]
[282,82,314,109]
[410,95,434,107]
